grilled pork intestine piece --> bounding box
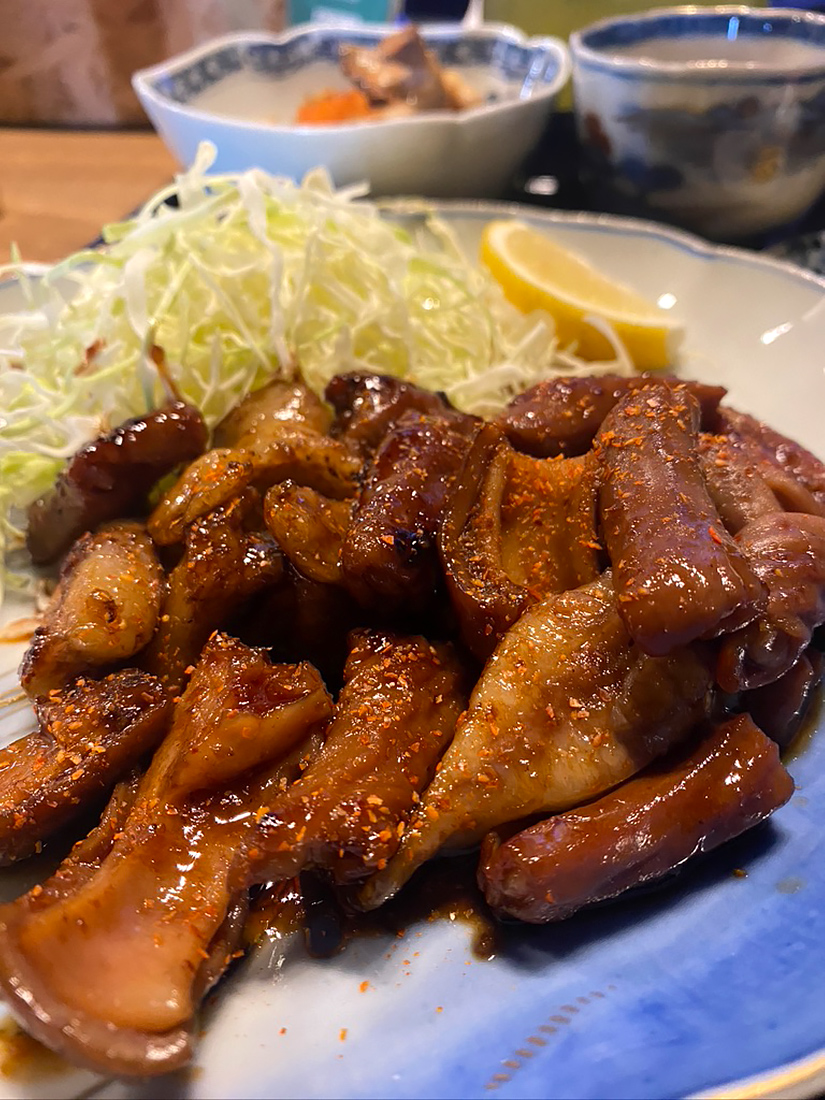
[148,429,361,547]
[496,374,726,459]
[359,574,712,910]
[341,410,472,611]
[27,401,207,566]
[479,714,794,924]
[0,634,332,1077]
[20,524,164,699]
[0,670,170,866]
[324,371,460,457]
[142,494,284,694]
[744,647,824,750]
[264,483,354,586]
[596,383,766,656]
[440,423,600,661]
[714,407,825,514]
[213,377,333,448]
[249,630,469,887]
[716,512,825,693]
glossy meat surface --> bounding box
[439,424,599,660]
[26,402,207,565]
[360,575,711,909]
[148,430,360,546]
[20,524,164,698]
[264,483,353,586]
[699,431,783,535]
[142,496,284,693]
[0,670,170,865]
[744,648,824,749]
[0,635,331,1075]
[251,630,468,885]
[479,714,794,923]
[597,384,765,655]
[341,411,471,609]
[325,371,458,456]
[213,378,332,448]
[715,407,825,514]
[497,374,726,458]
[717,512,825,692]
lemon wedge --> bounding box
[480,220,683,371]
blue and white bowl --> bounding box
[570,6,825,241]
[132,23,570,199]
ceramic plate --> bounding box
[0,204,824,1100]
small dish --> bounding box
[132,23,570,199]
[570,6,825,241]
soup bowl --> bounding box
[570,6,825,241]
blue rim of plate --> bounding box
[2,199,825,1100]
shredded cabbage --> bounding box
[0,142,630,605]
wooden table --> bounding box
[0,129,178,264]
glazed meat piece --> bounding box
[341,410,472,610]
[360,574,712,909]
[699,431,783,535]
[264,482,354,586]
[325,371,459,456]
[213,377,332,448]
[254,567,363,690]
[715,407,825,514]
[142,495,284,693]
[20,524,164,698]
[497,375,726,458]
[717,512,825,692]
[0,670,170,866]
[744,648,824,749]
[597,383,765,656]
[0,635,332,1077]
[479,714,794,923]
[249,630,469,886]
[148,430,361,546]
[440,423,600,660]
[26,402,207,565]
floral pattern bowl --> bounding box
[132,23,570,199]
[570,6,825,241]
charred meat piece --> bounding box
[717,512,825,692]
[213,377,332,448]
[341,411,472,610]
[142,495,284,693]
[264,482,354,586]
[325,371,460,457]
[744,648,824,749]
[26,402,207,565]
[249,630,469,886]
[699,431,783,535]
[497,375,726,459]
[715,407,825,514]
[479,714,793,923]
[149,431,361,546]
[440,425,600,660]
[20,524,164,699]
[360,574,712,909]
[0,670,170,866]
[0,635,331,1077]
[597,383,766,656]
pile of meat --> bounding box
[0,369,823,1077]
